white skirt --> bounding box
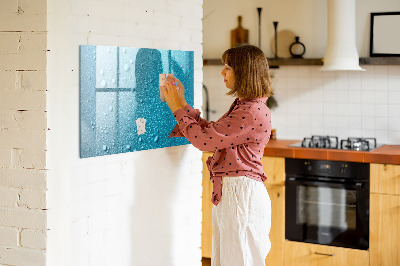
[212,176,271,266]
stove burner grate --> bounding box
[301,135,339,149]
[298,136,378,151]
[340,137,377,151]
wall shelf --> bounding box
[203,57,400,67]
[359,57,400,65]
[268,58,323,67]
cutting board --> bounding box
[231,16,249,48]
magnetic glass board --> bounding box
[80,45,194,158]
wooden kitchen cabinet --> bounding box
[370,163,400,195]
[261,156,285,186]
[284,241,369,266]
[370,163,400,266]
[264,184,285,266]
[370,193,400,266]
[202,152,213,258]
[262,156,285,266]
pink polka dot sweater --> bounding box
[169,97,272,206]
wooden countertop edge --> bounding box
[263,140,400,165]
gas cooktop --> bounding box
[289,135,383,151]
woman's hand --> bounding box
[161,77,185,113]
[169,76,187,108]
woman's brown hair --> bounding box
[221,44,273,99]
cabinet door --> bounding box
[370,163,400,195]
[284,241,369,266]
[202,152,213,258]
[261,156,285,185]
[370,193,400,266]
[264,184,284,266]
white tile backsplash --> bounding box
[389,117,400,131]
[374,90,388,104]
[362,90,375,103]
[388,65,400,76]
[375,104,389,117]
[204,65,400,144]
[388,91,400,104]
[374,77,388,91]
[389,104,400,117]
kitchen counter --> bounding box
[263,139,400,165]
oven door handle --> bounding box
[287,177,364,189]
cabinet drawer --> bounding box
[284,241,369,266]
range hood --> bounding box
[320,0,365,71]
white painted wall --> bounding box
[203,0,400,144]
[203,0,400,58]
[0,0,48,265]
[46,1,203,266]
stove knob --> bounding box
[305,162,312,171]
[340,164,347,174]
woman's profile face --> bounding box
[220,64,235,90]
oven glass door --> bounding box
[286,179,369,250]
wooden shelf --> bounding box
[203,57,400,67]
[359,57,400,65]
[203,58,323,67]
[268,58,322,67]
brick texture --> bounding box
[0,0,47,264]
[21,229,46,249]
[0,227,19,247]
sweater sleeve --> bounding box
[172,106,256,152]
[169,104,211,137]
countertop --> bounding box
[263,139,400,165]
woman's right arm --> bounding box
[169,104,211,138]
[167,76,211,137]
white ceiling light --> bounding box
[320,0,365,71]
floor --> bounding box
[202,257,211,266]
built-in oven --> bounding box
[285,158,370,250]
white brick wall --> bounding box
[0,0,48,265]
[21,229,47,250]
[46,1,203,266]
[2,0,203,264]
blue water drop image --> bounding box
[79,45,193,158]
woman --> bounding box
[161,44,273,266]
